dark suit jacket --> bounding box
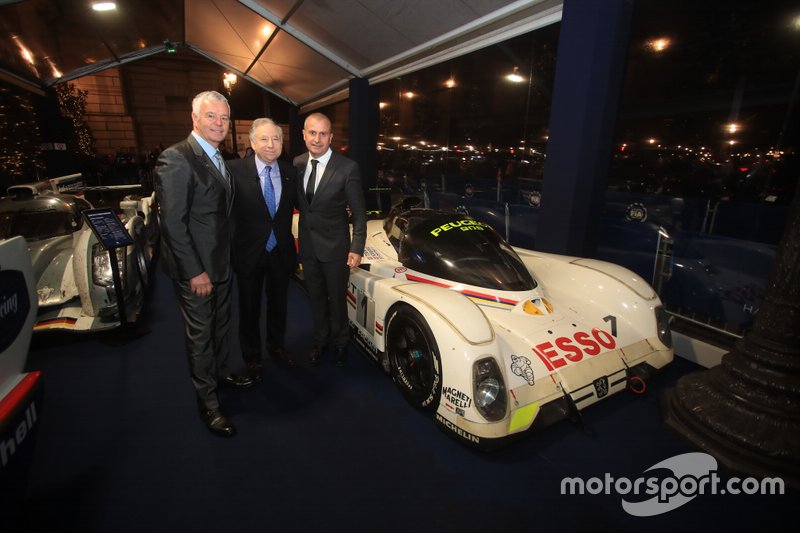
[293,151,367,262]
[154,134,234,282]
[229,155,297,275]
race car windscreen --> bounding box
[399,216,536,291]
[0,211,77,241]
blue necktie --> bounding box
[262,166,278,252]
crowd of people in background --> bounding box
[85,143,250,192]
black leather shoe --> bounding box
[220,374,255,388]
[247,362,264,382]
[269,348,294,366]
[335,346,347,366]
[309,346,324,365]
[199,408,235,437]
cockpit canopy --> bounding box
[0,193,91,241]
[384,208,537,292]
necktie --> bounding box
[262,166,277,252]
[306,159,319,204]
[214,150,230,188]
[214,150,225,175]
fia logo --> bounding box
[624,202,647,222]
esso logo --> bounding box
[394,267,407,274]
[532,328,616,371]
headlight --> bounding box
[92,243,126,289]
[655,305,672,348]
[472,357,507,422]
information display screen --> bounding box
[83,208,134,248]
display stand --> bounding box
[82,208,149,344]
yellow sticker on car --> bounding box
[508,402,540,433]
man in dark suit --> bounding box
[294,112,367,366]
[154,90,253,438]
[229,118,297,379]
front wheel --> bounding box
[134,242,149,290]
[386,305,442,411]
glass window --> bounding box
[611,1,799,206]
[604,1,798,335]
[376,23,561,200]
[0,210,76,240]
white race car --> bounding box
[0,176,157,332]
[345,204,673,448]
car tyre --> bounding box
[135,243,149,290]
[386,304,442,411]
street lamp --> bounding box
[505,66,525,83]
[223,72,237,94]
[91,2,117,11]
[646,37,671,53]
[223,72,238,155]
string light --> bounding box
[0,86,44,182]
[55,83,95,158]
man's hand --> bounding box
[347,252,362,270]
[190,272,213,297]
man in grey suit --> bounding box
[294,112,367,366]
[154,90,253,438]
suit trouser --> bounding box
[301,255,350,348]
[237,248,290,363]
[171,275,232,410]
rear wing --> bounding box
[6,173,85,197]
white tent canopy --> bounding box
[0,0,562,108]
